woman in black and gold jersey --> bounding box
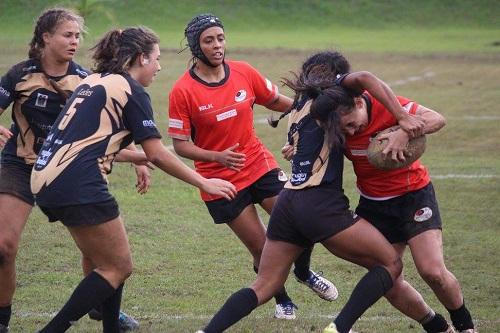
[30,26,236,333]
[197,56,428,333]
[0,8,89,332]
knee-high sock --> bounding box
[334,266,393,333]
[39,271,116,333]
[253,266,291,304]
[293,246,313,281]
[102,284,124,333]
[204,288,258,333]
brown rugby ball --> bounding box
[367,126,426,170]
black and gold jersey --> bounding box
[0,59,89,165]
[31,73,161,207]
[284,100,344,190]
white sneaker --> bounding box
[274,301,297,320]
[296,270,338,301]
[458,330,477,333]
[194,331,205,333]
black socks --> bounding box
[448,302,474,330]
[421,312,450,333]
[204,288,258,333]
[102,284,124,333]
[0,305,11,327]
[334,266,393,333]
[39,271,116,333]
[293,246,313,281]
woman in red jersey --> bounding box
[282,51,476,333]
[168,13,339,319]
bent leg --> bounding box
[0,194,32,328]
[409,229,474,331]
[40,217,132,333]
[321,219,401,333]
[203,239,303,333]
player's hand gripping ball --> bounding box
[367,126,426,170]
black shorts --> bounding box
[267,185,360,248]
[39,198,120,227]
[0,162,35,205]
[355,182,442,244]
[205,169,286,224]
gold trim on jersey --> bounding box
[13,72,84,163]
[31,74,133,194]
[284,101,330,190]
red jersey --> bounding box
[168,60,279,201]
[344,93,430,199]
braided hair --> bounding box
[91,26,159,74]
[29,7,84,60]
[269,51,352,128]
[184,13,224,67]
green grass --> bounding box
[1,1,500,332]
[1,0,499,53]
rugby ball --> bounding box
[367,126,426,170]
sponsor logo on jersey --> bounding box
[22,65,37,72]
[235,89,247,102]
[35,93,48,108]
[278,170,288,182]
[414,207,432,222]
[142,119,156,128]
[199,103,213,111]
[169,118,183,129]
[290,172,307,184]
[216,109,237,122]
[77,89,93,97]
[265,78,273,92]
[76,68,88,77]
[0,86,10,98]
[299,160,311,166]
[350,149,367,156]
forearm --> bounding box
[343,71,407,121]
[173,139,219,163]
[149,148,205,188]
[115,143,147,164]
[417,106,446,134]
[266,94,293,113]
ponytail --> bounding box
[91,26,159,74]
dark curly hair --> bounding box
[269,51,352,128]
[91,26,159,74]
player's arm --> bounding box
[379,105,445,161]
[415,105,446,134]
[0,107,13,148]
[172,138,246,172]
[266,94,293,113]
[140,137,236,199]
[340,71,425,137]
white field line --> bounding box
[387,71,435,86]
[14,311,500,324]
[447,115,500,121]
[432,174,499,180]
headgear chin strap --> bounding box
[185,13,224,67]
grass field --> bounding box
[1,1,499,332]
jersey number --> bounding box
[58,97,84,130]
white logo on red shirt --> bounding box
[216,109,237,122]
[169,119,183,129]
[235,90,247,102]
[199,104,213,111]
[265,78,273,91]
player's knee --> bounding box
[0,238,18,267]
[420,267,446,288]
[386,256,403,281]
